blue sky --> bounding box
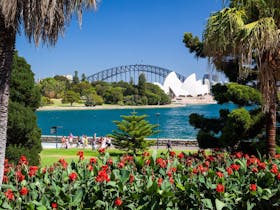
[15,0,223,81]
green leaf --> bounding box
[147,177,153,188]
[31,201,44,206]
[95,200,106,207]
[215,199,226,210]
[175,183,185,191]
[107,181,117,187]
[152,150,157,164]
[126,203,136,209]
[1,201,13,210]
[72,189,84,204]
[37,206,47,210]
[120,169,130,183]
[0,184,17,191]
[202,199,213,210]
[198,175,205,184]
[246,201,255,210]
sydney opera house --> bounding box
[155,72,211,98]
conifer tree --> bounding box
[183,33,266,153]
[110,113,158,153]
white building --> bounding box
[156,72,211,98]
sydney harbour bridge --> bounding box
[87,64,186,85]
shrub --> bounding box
[5,144,41,165]
[1,150,280,209]
[40,96,53,106]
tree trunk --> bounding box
[0,14,16,186]
[266,103,276,157]
[260,56,277,157]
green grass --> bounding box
[46,98,85,107]
[39,148,192,167]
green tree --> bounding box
[109,113,158,154]
[146,83,171,105]
[72,70,80,85]
[138,73,146,96]
[92,81,111,98]
[81,73,87,82]
[62,90,80,106]
[189,83,264,153]
[104,87,124,104]
[39,77,66,98]
[71,81,92,97]
[183,32,258,84]
[83,87,104,105]
[203,0,280,156]
[0,0,98,185]
[10,52,41,110]
[112,81,136,96]
[7,102,42,165]
[7,52,42,165]
[54,75,71,92]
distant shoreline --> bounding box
[37,104,187,111]
[37,95,216,111]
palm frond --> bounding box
[0,0,99,46]
[203,7,246,58]
[237,17,279,65]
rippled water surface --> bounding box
[36,103,236,139]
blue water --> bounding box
[36,104,236,139]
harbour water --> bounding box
[36,103,236,140]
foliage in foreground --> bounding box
[1,150,280,209]
[6,52,42,165]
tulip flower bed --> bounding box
[1,150,280,209]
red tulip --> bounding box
[216,184,225,193]
[4,189,14,200]
[20,187,29,196]
[250,184,257,191]
[69,172,78,181]
[51,202,58,209]
[115,197,122,206]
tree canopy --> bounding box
[203,0,280,156]
[109,113,158,153]
[7,52,42,165]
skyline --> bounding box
[15,0,223,81]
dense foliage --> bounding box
[1,150,280,209]
[6,52,42,165]
[39,73,171,106]
[203,0,280,156]
[190,83,265,153]
[110,113,157,153]
[183,30,268,154]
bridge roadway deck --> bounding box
[41,135,198,147]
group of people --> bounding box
[92,136,112,150]
[61,133,74,149]
[60,133,112,150]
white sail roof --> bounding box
[156,72,211,97]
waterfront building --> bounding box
[155,72,211,98]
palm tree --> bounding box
[0,0,98,185]
[203,0,280,156]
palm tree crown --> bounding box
[0,0,97,45]
[203,0,280,156]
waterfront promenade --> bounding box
[41,135,198,149]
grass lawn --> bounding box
[46,98,85,107]
[40,148,191,166]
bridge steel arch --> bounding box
[87,64,186,85]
